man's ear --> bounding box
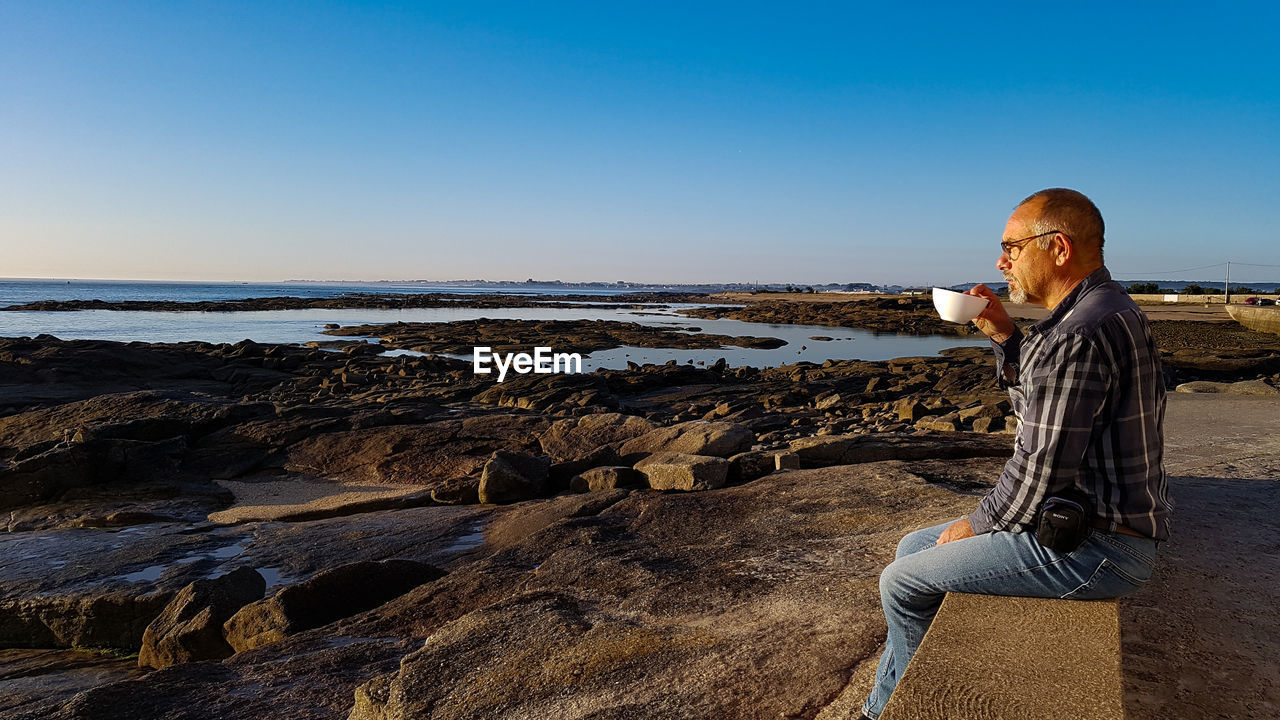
[1054,233,1072,267]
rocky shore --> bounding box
[2,299,1278,719]
[320,318,787,354]
[680,296,987,337]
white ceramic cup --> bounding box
[932,287,989,324]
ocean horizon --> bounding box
[0,278,644,307]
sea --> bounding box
[0,278,986,370]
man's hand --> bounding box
[937,517,976,545]
[966,284,1015,343]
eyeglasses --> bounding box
[1000,230,1066,261]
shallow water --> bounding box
[0,304,985,368]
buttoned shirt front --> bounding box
[968,267,1173,541]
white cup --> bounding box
[932,287,989,324]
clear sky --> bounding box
[2,1,1277,285]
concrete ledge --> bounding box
[880,593,1123,720]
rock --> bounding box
[0,590,174,651]
[0,648,146,718]
[971,416,1006,434]
[538,413,656,462]
[774,452,801,470]
[138,567,266,669]
[815,393,843,410]
[789,433,1011,467]
[336,462,1000,720]
[548,445,623,490]
[701,400,762,421]
[25,459,1014,719]
[477,450,551,504]
[0,437,182,511]
[1175,381,1225,393]
[1176,380,1280,396]
[223,560,445,653]
[569,466,645,492]
[728,449,799,483]
[618,421,754,458]
[350,672,395,720]
[483,490,631,553]
[727,450,776,483]
[1162,351,1280,380]
[894,397,930,422]
[958,402,1008,421]
[916,413,961,432]
[634,452,729,491]
[285,415,549,489]
[429,477,480,505]
[1227,380,1280,395]
[0,390,269,512]
[923,397,956,412]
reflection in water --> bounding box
[257,567,291,590]
[447,527,486,552]
[120,565,167,583]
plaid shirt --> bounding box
[968,267,1173,541]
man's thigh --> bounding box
[885,529,1096,599]
[895,521,953,560]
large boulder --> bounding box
[224,560,444,653]
[138,567,265,669]
[634,452,729,491]
[619,421,754,458]
[477,450,552,504]
[538,413,657,462]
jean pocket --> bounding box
[1095,531,1158,566]
[1060,558,1149,601]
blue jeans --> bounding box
[861,520,1157,719]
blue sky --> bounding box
[2,2,1277,285]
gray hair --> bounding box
[1017,188,1105,260]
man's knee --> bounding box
[879,557,909,601]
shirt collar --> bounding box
[1028,266,1112,335]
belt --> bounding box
[1089,518,1149,539]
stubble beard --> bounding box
[1005,274,1027,304]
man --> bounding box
[858,188,1172,720]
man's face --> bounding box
[997,203,1049,305]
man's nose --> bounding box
[996,252,1012,271]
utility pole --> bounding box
[1225,261,1231,304]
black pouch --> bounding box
[1035,490,1092,553]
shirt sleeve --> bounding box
[991,326,1023,387]
[969,332,1113,534]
